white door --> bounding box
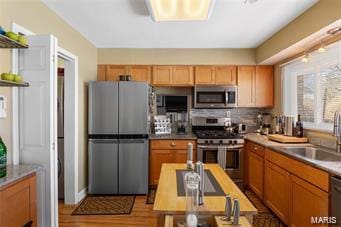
[18,35,58,227]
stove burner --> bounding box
[195,130,243,139]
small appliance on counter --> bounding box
[154,115,171,135]
[237,124,248,134]
[176,112,188,135]
[257,113,272,135]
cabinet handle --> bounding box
[23,220,33,227]
[254,146,258,150]
[170,142,176,147]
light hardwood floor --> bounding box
[59,196,157,227]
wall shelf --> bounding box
[0,79,29,87]
[0,34,28,49]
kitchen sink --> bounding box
[282,147,341,162]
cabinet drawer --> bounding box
[265,148,329,192]
[246,141,265,157]
[150,140,196,150]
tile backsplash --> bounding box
[191,108,271,131]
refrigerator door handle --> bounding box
[119,139,146,144]
[90,139,118,144]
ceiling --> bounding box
[42,0,318,48]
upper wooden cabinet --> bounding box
[255,66,274,107]
[195,66,237,85]
[237,65,273,107]
[128,65,152,82]
[97,65,151,83]
[195,66,215,85]
[215,66,237,85]
[106,65,127,81]
[152,66,194,86]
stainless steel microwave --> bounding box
[194,86,238,108]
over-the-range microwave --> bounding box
[194,85,238,108]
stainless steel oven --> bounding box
[194,86,237,108]
[197,144,244,180]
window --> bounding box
[282,41,341,131]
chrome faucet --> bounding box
[333,111,341,153]
[195,161,204,205]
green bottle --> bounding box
[0,137,7,178]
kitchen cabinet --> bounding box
[255,66,274,107]
[149,139,197,185]
[291,175,328,227]
[106,65,126,81]
[172,66,194,86]
[0,174,37,227]
[215,66,237,85]
[194,66,237,85]
[237,66,273,107]
[152,66,193,86]
[194,66,215,85]
[247,150,264,199]
[97,65,151,82]
[264,160,290,224]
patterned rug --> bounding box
[146,187,156,204]
[72,195,135,215]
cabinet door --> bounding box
[291,175,329,227]
[248,150,264,199]
[173,149,197,163]
[194,66,215,85]
[237,66,255,107]
[0,175,37,227]
[255,66,274,107]
[150,150,173,185]
[128,65,151,83]
[215,66,237,85]
[152,66,173,86]
[106,65,127,81]
[173,66,194,86]
[97,65,106,81]
[264,160,290,224]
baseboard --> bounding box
[77,187,87,203]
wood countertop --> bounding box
[153,164,257,215]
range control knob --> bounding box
[229,140,233,144]
[205,140,209,144]
[219,140,223,144]
[233,140,238,144]
[210,140,213,144]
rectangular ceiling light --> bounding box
[145,0,216,22]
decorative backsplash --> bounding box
[191,108,271,131]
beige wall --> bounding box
[0,0,97,192]
[256,0,341,63]
[98,48,256,65]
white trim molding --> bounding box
[77,187,87,203]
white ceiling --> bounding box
[42,0,318,48]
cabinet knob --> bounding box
[254,146,258,150]
[171,142,176,147]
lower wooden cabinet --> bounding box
[247,150,264,199]
[149,139,196,185]
[264,160,290,224]
[0,174,37,227]
[291,175,329,227]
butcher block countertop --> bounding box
[153,164,257,215]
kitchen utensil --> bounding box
[125,75,131,81]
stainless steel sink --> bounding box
[282,147,341,162]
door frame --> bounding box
[11,23,79,205]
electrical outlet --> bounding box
[0,96,6,118]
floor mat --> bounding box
[72,195,135,215]
[146,188,156,204]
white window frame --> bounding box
[282,41,341,132]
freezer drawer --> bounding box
[118,139,148,194]
[88,81,118,135]
[88,139,118,194]
[119,82,149,135]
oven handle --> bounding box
[197,145,244,149]
[225,90,229,105]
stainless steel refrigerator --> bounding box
[88,81,149,195]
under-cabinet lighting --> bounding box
[145,0,216,22]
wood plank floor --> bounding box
[59,196,157,227]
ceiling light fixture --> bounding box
[145,0,216,22]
